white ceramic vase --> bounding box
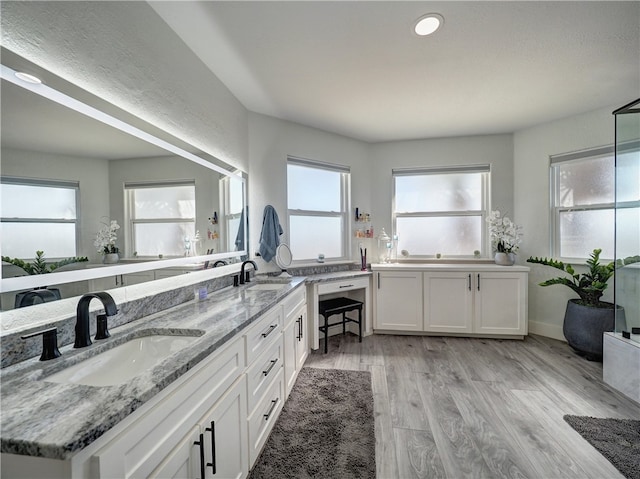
[103,253,120,264]
[494,252,515,266]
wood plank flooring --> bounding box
[305,333,640,479]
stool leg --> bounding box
[343,312,347,336]
[358,307,362,343]
[324,314,329,354]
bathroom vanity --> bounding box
[0,279,308,478]
[371,263,529,338]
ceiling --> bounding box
[150,1,640,143]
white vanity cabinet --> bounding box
[374,270,423,331]
[424,270,527,336]
[282,288,308,398]
[372,264,529,338]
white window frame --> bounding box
[550,145,615,261]
[0,176,80,259]
[392,165,491,258]
[286,156,351,263]
[124,180,196,257]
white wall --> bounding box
[0,1,248,173]
[248,112,370,272]
[514,105,619,339]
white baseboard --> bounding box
[529,320,566,342]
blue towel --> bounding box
[258,205,283,262]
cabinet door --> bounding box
[294,303,308,371]
[374,271,423,331]
[423,272,473,333]
[283,318,297,398]
[149,426,199,479]
[200,377,248,479]
[475,272,527,335]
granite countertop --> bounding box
[0,277,306,460]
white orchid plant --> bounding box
[487,210,522,254]
[94,219,120,254]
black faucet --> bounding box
[74,292,118,348]
[239,260,258,285]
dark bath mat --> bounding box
[248,367,376,479]
[564,414,640,479]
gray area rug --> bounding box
[248,367,376,479]
[564,415,640,479]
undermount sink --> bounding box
[45,333,201,387]
[247,283,285,291]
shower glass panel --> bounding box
[614,98,640,344]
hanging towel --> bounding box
[258,205,283,262]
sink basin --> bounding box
[46,334,199,387]
[247,283,285,291]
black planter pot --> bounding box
[562,299,626,361]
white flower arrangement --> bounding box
[94,219,120,254]
[487,210,522,254]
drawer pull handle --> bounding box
[205,420,217,474]
[261,324,277,338]
[339,284,354,288]
[194,433,205,479]
[264,398,279,421]
[263,358,278,376]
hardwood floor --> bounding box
[305,333,640,479]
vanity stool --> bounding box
[318,297,363,353]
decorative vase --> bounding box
[103,253,120,264]
[563,299,626,361]
[494,252,515,266]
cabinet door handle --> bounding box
[477,274,481,291]
[205,421,217,474]
[264,398,279,421]
[194,433,205,479]
[468,274,471,291]
[296,317,302,340]
[378,272,381,289]
[299,314,303,340]
[261,324,277,338]
[263,358,278,376]
[339,284,354,288]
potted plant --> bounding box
[527,249,639,360]
[487,210,522,265]
[94,219,121,263]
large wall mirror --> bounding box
[0,48,248,311]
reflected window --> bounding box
[1,177,78,258]
[550,146,637,260]
[221,174,245,252]
[287,157,350,261]
[125,181,195,257]
[393,166,489,256]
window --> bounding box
[393,165,490,257]
[125,181,195,257]
[1,177,78,258]
[287,157,350,261]
[551,147,613,259]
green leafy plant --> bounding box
[527,248,640,308]
[2,251,88,275]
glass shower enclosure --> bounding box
[613,98,640,344]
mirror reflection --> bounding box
[0,54,247,311]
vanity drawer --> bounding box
[247,367,285,467]
[317,276,370,296]
[246,334,284,413]
[245,305,283,364]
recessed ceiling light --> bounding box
[414,13,444,36]
[15,71,42,84]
